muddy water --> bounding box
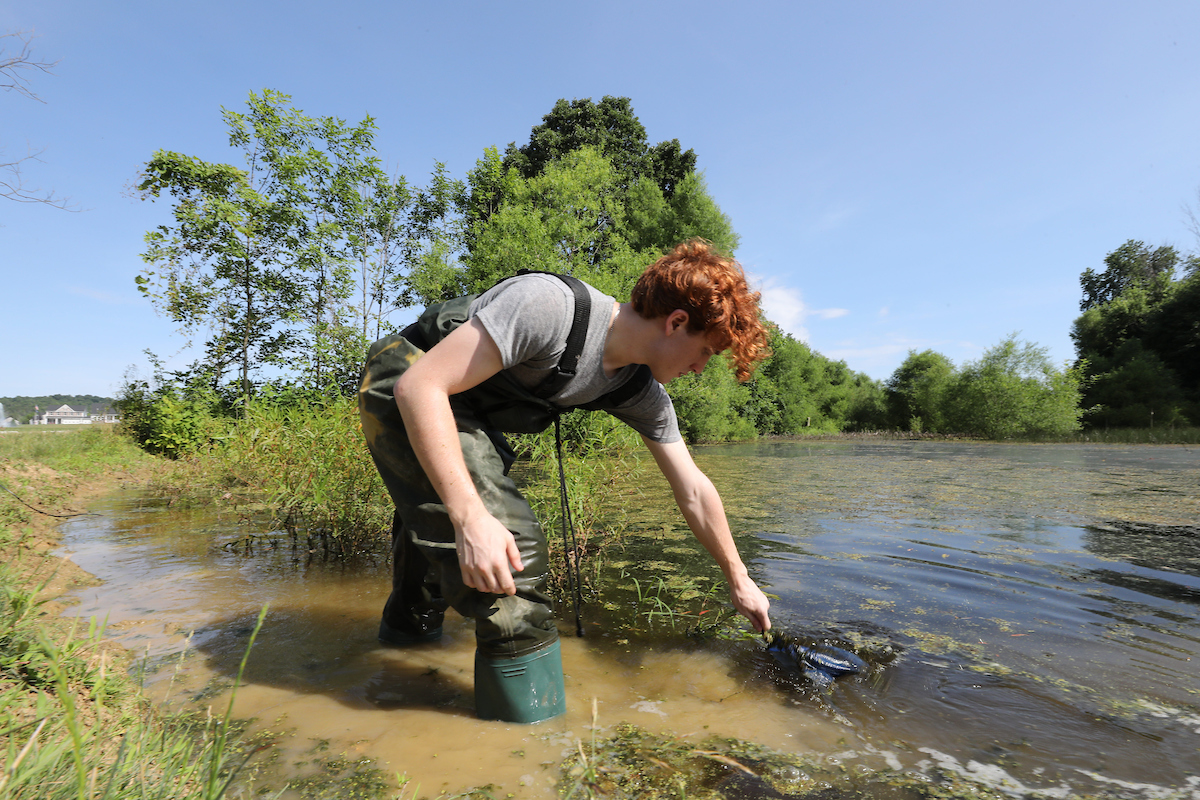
[59,441,1200,798]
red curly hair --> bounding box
[631,239,769,381]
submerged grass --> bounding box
[559,718,1040,800]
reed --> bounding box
[152,396,394,555]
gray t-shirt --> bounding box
[469,273,681,444]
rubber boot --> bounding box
[474,640,566,723]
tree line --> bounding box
[125,90,1195,446]
[0,395,115,424]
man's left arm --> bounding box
[642,437,772,632]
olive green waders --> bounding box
[358,334,566,723]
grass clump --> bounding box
[0,566,268,799]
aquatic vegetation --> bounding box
[560,722,1032,800]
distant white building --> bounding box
[31,404,120,425]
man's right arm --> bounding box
[393,317,523,596]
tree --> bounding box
[137,90,388,402]
[343,168,411,342]
[1079,240,1178,311]
[1082,339,1187,429]
[668,355,756,442]
[1072,240,1200,426]
[947,335,1082,439]
[397,161,469,308]
[622,172,738,257]
[886,349,955,432]
[503,96,696,197]
[1,29,73,209]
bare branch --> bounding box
[1,29,75,209]
[2,145,72,208]
[1,29,58,102]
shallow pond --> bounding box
[58,440,1200,798]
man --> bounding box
[359,239,772,724]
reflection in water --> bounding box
[59,441,1200,799]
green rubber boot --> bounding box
[474,640,567,723]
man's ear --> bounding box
[666,309,689,334]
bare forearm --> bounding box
[673,475,750,582]
[394,379,485,525]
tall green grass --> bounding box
[510,410,646,599]
[0,426,266,800]
[147,398,646,578]
[184,397,393,555]
[0,561,267,799]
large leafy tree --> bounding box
[1071,240,1200,426]
[465,95,729,270]
[502,96,696,197]
[1079,240,1179,311]
[886,349,955,432]
[137,90,392,401]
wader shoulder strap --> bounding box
[512,270,591,398]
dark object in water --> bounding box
[765,631,866,687]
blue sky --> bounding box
[3,1,1198,398]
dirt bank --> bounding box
[2,460,155,616]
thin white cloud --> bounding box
[755,277,848,342]
[758,282,810,340]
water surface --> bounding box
[60,440,1200,798]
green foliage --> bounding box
[203,395,391,553]
[885,349,955,432]
[668,356,757,443]
[1079,239,1180,311]
[1072,240,1200,427]
[622,172,739,257]
[946,335,1083,439]
[136,90,422,405]
[114,375,223,459]
[1078,339,1188,428]
[742,326,887,436]
[464,146,637,291]
[502,96,696,198]
[512,413,645,598]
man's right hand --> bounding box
[454,508,523,596]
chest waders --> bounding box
[358,272,650,723]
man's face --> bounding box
[653,319,717,384]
